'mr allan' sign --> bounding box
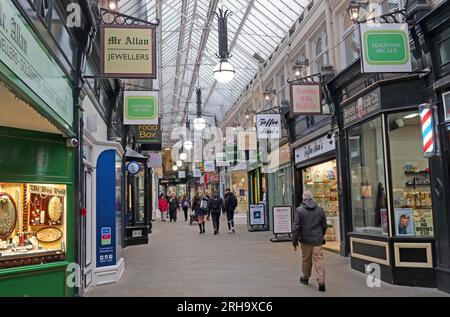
[256,114,281,139]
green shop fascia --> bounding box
[0,1,76,296]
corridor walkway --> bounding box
[88,215,447,297]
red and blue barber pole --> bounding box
[419,104,436,157]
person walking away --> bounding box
[182,195,190,222]
[193,193,207,234]
[292,190,328,292]
[224,188,238,233]
[208,192,224,235]
[168,192,179,222]
[158,194,169,222]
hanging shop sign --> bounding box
[204,161,216,172]
[237,130,257,151]
[256,114,281,139]
[193,169,202,178]
[295,134,336,164]
[443,91,450,122]
[124,91,159,125]
[419,103,436,157]
[290,83,322,115]
[100,25,157,78]
[360,23,412,73]
[0,1,73,127]
[343,89,381,128]
[273,206,292,235]
[250,204,265,226]
[126,161,141,176]
[178,171,186,179]
[147,152,162,168]
[136,125,161,144]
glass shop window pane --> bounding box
[388,112,434,237]
[348,117,388,235]
[440,38,450,66]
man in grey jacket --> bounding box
[292,190,328,292]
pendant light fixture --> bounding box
[193,88,206,131]
[183,120,194,150]
[214,9,235,84]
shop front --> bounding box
[248,164,268,231]
[0,1,76,296]
[227,163,249,214]
[294,134,340,253]
[266,143,293,231]
[337,82,437,287]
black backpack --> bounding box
[231,195,238,209]
[211,197,222,210]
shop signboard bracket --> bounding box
[99,8,160,27]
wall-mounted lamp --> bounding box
[347,0,369,23]
[108,0,117,10]
[263,89,276,102]
[293,59,309,77]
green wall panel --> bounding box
[0,127,70,183]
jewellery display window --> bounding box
[302,160,340,251]
[0,183,67,269]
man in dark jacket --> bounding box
[224,189,238,234]
[208,192,224,235]
[292,190,328,292]
[168,192,179,222]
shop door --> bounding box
[81,167,94,291]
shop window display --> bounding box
[388,112,434,237]
[348,117,388,235]
[0,183,66,269]
[302,160,340,251]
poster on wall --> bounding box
[124,91,159,125]
[290,83,322,115]
[204,161,216,172]
[178,171,186,179]
[250,204,265,226]
[100,24,157,78]
[395,208,415,236]
[414,209,434,237]
[273,206,292,235]
[360,23,412,73]
[256,114,281,139]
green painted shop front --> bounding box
[0,1,75,297]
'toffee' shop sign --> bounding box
[0,1,73,127]
[360,23,412,73]
[101,25,156,78]
[124,91,159,125]
[343,89,381,128]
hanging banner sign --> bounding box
[204,161,216,172]
[360,23,412,73]
[290,83,322,115]
[273,206,293,235]
[147,152,162,168]
[100,25,157,78]
[343,89,381,128]
[124,91,159,125]
[193,169,202,178]
[256,114,281,139]
[295,134,336,164]
[443,91,450,122]
[419,103,436,157]
[250,204,265,226]
[178,171,186,179]
[0,1,73,127]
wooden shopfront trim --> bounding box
[394,242,434,269]
[350,237,390,266]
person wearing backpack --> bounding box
[224,188,238,234]
[193,193,208,234]
[208,191,224,235]
[181,195,190,222]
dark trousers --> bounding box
[169,208,177,222]
[226,210,235,230]
[211,212,221,233]
[183,207,189,221]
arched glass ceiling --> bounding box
[118,0,309,145]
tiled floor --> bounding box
[87,213,448,297]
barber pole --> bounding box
[419,104,435,157]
